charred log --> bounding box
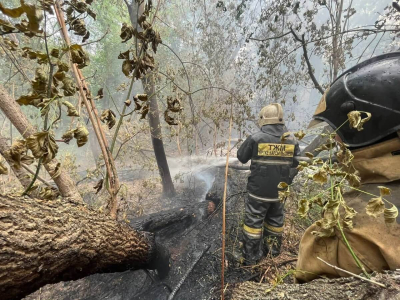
[0,194,165,300]
[129,201,215,241]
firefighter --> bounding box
[296,52,400,282]
[237,103,300,265]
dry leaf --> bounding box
[378,186,391,197]
[97,88,103,99]
[26,131,58,164]
[294,130,306,140]
[298,199,309,218]
[336,147,354,167]
[347,111,371,131]
[384,204,398,224]
[100,109,116,129]
[69,44,90,69]
[280,132,291,143]
[164,110,178,125]
[366,197,385,217]
[74,126,89,147]
[50,48,59,58]
[62,101,79,117]
[0,161,8,175]
[62,129,75,143]
[39,186,60,200]
[277,182,288,189]
[305,152,314,159]
[313,168,328,184]
[61,76,77,96]
[93,179,103,194]
[0,1,43,34]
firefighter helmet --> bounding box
[310,52,400,148]
[259,103,284,127]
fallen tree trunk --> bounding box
[228,271,400,300]
[0,194,163,300]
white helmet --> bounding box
[258,103,284,127]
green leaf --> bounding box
[384,204,398,224]
[366,197,385,218]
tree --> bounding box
[123,0,176,197]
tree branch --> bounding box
[290,28,325,95]
[248,30,291,42]
[317,257,385,288]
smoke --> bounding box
[167,156,239,200]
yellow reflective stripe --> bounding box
[252,159,292,165]
[264,223,284,233]
[243,224,262,235]
[249,193,279,202]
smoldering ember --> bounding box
[0,0,399,300]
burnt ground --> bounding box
[24,166,314,300]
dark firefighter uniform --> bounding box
[296,52,400,282]
[237,103,300,264]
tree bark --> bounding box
[0,85,83,204]
[0,194,160,300]
[143,75,176,197]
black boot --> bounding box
[263,234,282,257]
[242,233,263,265]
